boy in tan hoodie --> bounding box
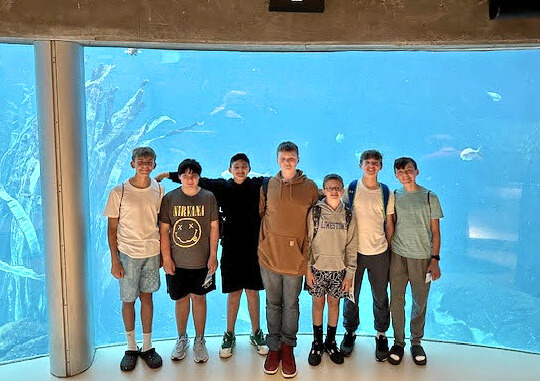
[258,141,318,378]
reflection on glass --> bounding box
[0,43,47,364]
[85,47,540,354]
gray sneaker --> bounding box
[193,335,209,363]
[171,333,189,361]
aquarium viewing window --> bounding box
[84,46,540,355]
[1,43,540,368]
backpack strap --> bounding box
[311,205,322,240]
[262,176,270,212]
[427,190,432,218]
[393,189,397,224]
[344,206,353,230]
[346,179,358,208]
[118,183,125,221]
[380,182,390,231]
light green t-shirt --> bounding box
[391,186,443,259]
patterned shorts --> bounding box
[307,266,348,299]
[118,252,161,302]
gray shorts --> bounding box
[118,252,161,302]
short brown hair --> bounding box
[323,173,344,188]
[132,146,156,161]
[276,141,299,156]
[360,149,383,167]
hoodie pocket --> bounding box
[259,233,305,274]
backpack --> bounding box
[311,204,353,240]
[346,179,390,230]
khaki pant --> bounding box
[389,252,431,347]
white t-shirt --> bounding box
[346,180,395,255]
[103,179,164,258]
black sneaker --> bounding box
[340,331,356,357]
[324,340,344,364]
[308,340,323,366]
[375,335,389,362]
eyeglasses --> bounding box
[324,187,343,192]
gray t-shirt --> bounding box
[391,186,443,259]
[159,187,218,269]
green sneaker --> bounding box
[219,331,236,358]
[250,329,269,355]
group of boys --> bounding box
[104,141,443,378]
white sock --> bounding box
[376,332,386,339]
[142,332,152,352]
[126,330,137,351]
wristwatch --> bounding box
[431,255,440,261]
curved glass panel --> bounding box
[0,43,46,364]
[85,47,540,353]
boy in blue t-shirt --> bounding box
[388,157,443,366]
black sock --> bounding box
[326,325,337,343]
[313,325,323,343]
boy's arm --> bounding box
[155,171,181,183]
[259,186,265,218]
[385,191,395,244]
[344,214,358,280]
[160,222,175,275]
[305,209,315,288]
[208,219,219,274]
[107,217,123,279]
[427,219,441,280]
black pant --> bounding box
[342,250,390,333]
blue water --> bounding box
[1,43,540,363]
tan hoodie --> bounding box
[258,170,319,276]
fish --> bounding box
[124,48,141,56]
[486,91,501,102]
[225,110,244,120]
[460,146,482,161]
[336,133,345,143]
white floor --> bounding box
[1,335,540,381]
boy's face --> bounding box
[277,150,299,172]
[229,159,250,182]
[360,158,382,177]
[180,169,200,189]
[131,155,156,176]
[395,162,419,185]
[323,179,344,201]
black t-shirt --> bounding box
[170,172,264,258]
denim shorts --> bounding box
[118,252,161,302]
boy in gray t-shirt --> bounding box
[388,157,443,367]
[159,159,219,364]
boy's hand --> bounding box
[306,269,315,288]
[154,172,170,182]
[427,259,441,281]
[111,261,124,279]
[207,256,218,275]
[341,277,352,292]
[162,257,176,275]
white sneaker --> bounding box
[250,329,269,355]
[171,333,189,361]
[193,335,209,363]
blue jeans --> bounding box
[260,267,303,351]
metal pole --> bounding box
[34,40,93,377]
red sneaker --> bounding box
[281,343,297,378]
[264,349,281,375]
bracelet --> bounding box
[431,255,440,261]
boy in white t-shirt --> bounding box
[103,147,164,371]
[340,149,395,362]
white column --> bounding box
[34,41,93,377]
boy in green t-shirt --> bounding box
[388,157,443,366]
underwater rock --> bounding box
[0,318,48,360]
